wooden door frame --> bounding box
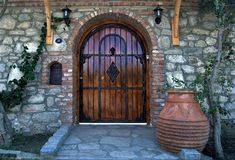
[76,21,150,124]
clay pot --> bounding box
[157,90,209,153]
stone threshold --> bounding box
[40,124,72,159]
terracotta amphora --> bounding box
[157,90,210,153]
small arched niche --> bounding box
[49,62,62,85]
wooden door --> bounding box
[80,24,146,122]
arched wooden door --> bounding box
[79,24,146,122]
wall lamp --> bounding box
[62,5,72,26]
[153,5,163,24]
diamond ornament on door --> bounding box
[106,62,120,82]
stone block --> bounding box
[195,40,207,47]
[0,16,16,29]
[25,42,39,53]
[182,65,195,74]
[40,124,72,156]
[167,55,186,63]
[32,112,59,123]
[183,48,202,55]
[192,28,210,35]
[23,104,45,113]
[179,149,201,160]
[165,49,182,55]
[18,14,31,21]
[3,37,13,45]
[0,45,13,56]
[17,22,31,29]
[206,37,217,46]
[28,94,45,103]
[203,46,218,54]
[158,36,171,49]
[9,30,25,35]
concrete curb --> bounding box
[40,124,72,159]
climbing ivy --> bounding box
[0,24,47,110]
[0,15,68,111]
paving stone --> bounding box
[76,150,107,158]
[131,133,139,138]
[101,144,118,152]
[57,149,79,156]
[119,146,143,152]
[100,136,131,147]
[132,137,156,148]
[154,153,179,160]
[109,129,131,136]
[60,144,77,150]
[179,149,201,160]
[140,150,158,158]
[77,134,101,143]
[110,151,137,158]
[78,143,100,150]
[55,125,212,160]
[64,135,81,145]
[78,128,108,136]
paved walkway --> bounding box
[55,125,179,160]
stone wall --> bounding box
[0,5,234,136]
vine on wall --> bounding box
[0,24,47,110]
[0,16,66,110]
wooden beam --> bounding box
[172,0,181,46]
[44,0,53,45]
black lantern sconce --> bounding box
[62,6,72,26]
[153,5,163,24]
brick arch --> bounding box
[68,10,158,54]
[67,10,164,125]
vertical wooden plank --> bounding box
[136,42,141,120]
[83,90,88,119]
[44,0,53,44]
[93,32,99,120]
[101,89,106,119]
[94,89,99,120]
[88,38,94,120]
